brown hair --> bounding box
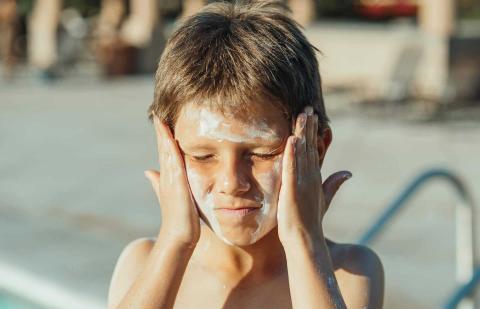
[149,0,328,132]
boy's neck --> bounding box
[191,225,287,284]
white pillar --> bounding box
[28,0,62,70]
[416,0,456,101]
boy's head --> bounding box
[149,0,331,246]
[149,0,328,131]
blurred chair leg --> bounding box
[27,0,62,71]
[97,0,125,41]
[120,0,158,47]
[0,0,18,79]
[288,0,316,27]
[94,0,126,75]
[180,0,206,20]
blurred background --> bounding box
[0,0,479,308]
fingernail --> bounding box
[144,170,150,179]
[343,172,352,179]
[305,106,313,116]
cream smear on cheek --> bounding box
[187,162,282,246]
[249,156,282,243]
[186,167,233,245]
[184,107,282,245]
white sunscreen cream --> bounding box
[183,107,282,245]
[194,108,279,143]
[250,156,282,243]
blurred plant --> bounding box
[317,0,355,17]
[17,0,100,17]
[63,0,100,17]
[16,0,33,15]
[458,0,480,19]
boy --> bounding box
[108,1,384,308]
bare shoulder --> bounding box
[327,239,385,309]
[107,237,157,309]
[327,239,384,277]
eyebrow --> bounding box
[181,145,217,152]
[253,139,287,153]
[182,136,287,152]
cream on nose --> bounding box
[217,164,251,195]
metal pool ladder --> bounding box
[356,168,478,309]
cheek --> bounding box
[256,173,279,197]
[185,166,210,202]
[254,158,283,205]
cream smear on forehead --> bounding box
[185,107,279,143]
[184,107,283,245]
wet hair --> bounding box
[148,0,329,132]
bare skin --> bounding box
[108,103,384,309]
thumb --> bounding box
[322,171,352,213]
[144,169,161,199]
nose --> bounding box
[216,158,251,196]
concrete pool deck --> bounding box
[1,80,479,307]
[0,23,480,308]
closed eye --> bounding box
[191,154,215,162]
[250,153,279,160]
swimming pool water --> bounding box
[0,291,42,309]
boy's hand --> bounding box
[277,107,351,245]
[144,118,200,248]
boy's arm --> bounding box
[278,108,383,308]
[108,119,201,309]
[107,234,195,309]
[277,108,346,308]
[283,232,346,309]
[284,237,384,309]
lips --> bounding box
[215,207,260,216]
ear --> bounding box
[317,127,332,168]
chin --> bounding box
[221,236,257,247]
[216,225,275,247]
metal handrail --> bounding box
[444,267,480,309]
[356,168,477,308]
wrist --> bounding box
[157,228,198,252]
[280,226,325,252]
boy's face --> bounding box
[174,102,290,246]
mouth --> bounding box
[215,207,260,217]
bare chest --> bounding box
[173,267,292,309]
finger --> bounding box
[322,171,352,213]
[153,117,166,168]
[305,106,316,167]
[313,114,319,167]
[294,113,307,172]
[290,116,296,133]
[144,169,161,200]
[154,118,186,174]
[305,106,315,151]
[281,136,298,189]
